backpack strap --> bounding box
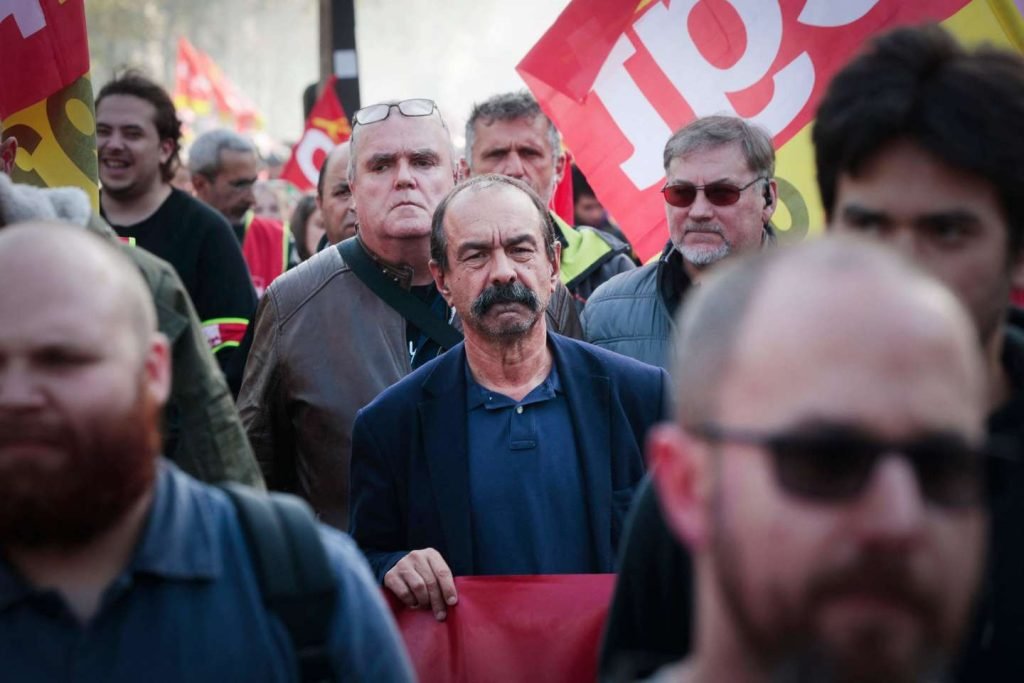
[220,483,338,683]
[339,236,463,349]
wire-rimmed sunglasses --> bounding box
[661,176,765,208]
[353,98,438,126]
[690,421,996,509]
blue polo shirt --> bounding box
[0,462,414,683]
[465,363,594,575]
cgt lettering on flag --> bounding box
[280,76,351,192]
[519,0,972,260]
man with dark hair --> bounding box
[0,118,261,487]
[814,24,1024,678]
[316,141,357,247]
[96,72,256,396]
[583,115,778,369]
[648,237,990,683]
[349,174,666,620]
[599,24,1024,681]
[463,91,635,305]
[189,128,297,297]
[571,163,632,250]
[0,223,414,682]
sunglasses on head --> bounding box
[353,98,438,126]
[691,422,994,509]
[661,176,765,208]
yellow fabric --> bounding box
[551,212,614,285]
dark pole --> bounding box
[307,0,359,121]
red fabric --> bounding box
[517,0,972,261]
[280,76,351,191]
[173,37,262,132]
[241,215,287,297]
[387,574,615,683]
[1013,288,1024,308]
[550,159,575,226]
[0,0,90,117]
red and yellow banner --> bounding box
[519,0,1024,261]
[279,76,351,192]
[1,0,97,208]
[173,37,263,137]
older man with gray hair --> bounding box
[189,129,297,297]
[582,115,778,370]
[462,91,635,306]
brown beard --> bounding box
[710,488,952,683]
[0,376,161,549]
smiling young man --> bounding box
[96,73,256,396]
[348,175,666,620]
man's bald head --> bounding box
[317,142,350,201]
[672,237,986,426]
[0,221,171,550]
[0,222,159,361]
[654,237,989,681]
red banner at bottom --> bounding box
[387,574,616,683]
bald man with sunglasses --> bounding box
[582,116,777,370]
[645,237,990,683]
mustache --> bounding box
[0,416,69,448]
[805,554,938,622]
[471,281,539,317]
[684,223,726,236]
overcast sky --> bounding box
[355,0,570,149]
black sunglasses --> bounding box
[353,98,438,126]
[691,422,996,509]
[661,176,765,208]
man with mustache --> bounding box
[238,100,581,530]
[462,92,635,307]
[582,115,777,369]
[647,237,989,683]
[0,223,413,681]
[349,175,667,620]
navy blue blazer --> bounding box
[349,332,670,583]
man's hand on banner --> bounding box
[385,547,459,622]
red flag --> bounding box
[518,0,976,261]
[0,0,90,118]
[388,574,614,683]
[173,37,263,134]
[1,1,97,208]
[550,150,574,225]
[280,77,351,192]
[173,37,216,117]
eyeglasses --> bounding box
[353,98,438,126]
[661,177,765,208]
[690,422,994,509]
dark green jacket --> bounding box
[0,174,263,487]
